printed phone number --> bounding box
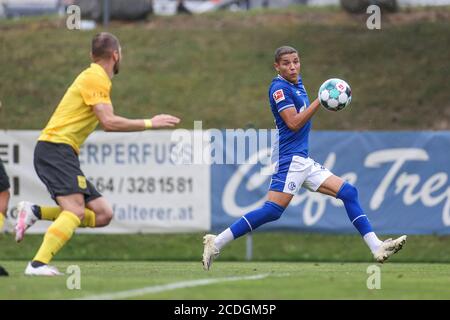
[86,176,193,194]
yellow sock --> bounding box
[40,207,61,221]
[81,209,96,228]
[40,207,95,227]
[0,213,4,230]
[33,211,80,264]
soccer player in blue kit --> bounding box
[202,46,407,270]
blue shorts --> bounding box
[269,155,333,195]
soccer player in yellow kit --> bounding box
[14,32,180,276]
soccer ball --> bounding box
[318,78,352,111]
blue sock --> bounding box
[229,201,285,239]
[336,182,373,236]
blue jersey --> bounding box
[269,75,311,159]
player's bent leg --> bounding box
[267,190,294,208]
[15,203,105,242]
[316,174,344,197]
[36,207,99,227]
[26,194,84,276]
[202,200,287,271]
[319,175,376,237]
[318,175,407,262]
[56,194,86,221]
[202,191,292,271]
[86,196,113,227]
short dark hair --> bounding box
[91,32,120,60]
[274,46,298,63]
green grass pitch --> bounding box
[1,261,449,299]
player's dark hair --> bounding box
[274,46,298,62]
[91,32,120,61]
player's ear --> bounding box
[116,46,122,61]
[274,62,280,72]
[112,50,119,62]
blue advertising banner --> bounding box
[211,131,450,235]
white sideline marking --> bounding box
[77,273,272,300]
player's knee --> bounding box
[267,210,283,221]
[264,201,285,222]
[70,208,85,221]
[96,206,114,227]
[246,201,285,230]
[346,184,358,199]
[337,182,358,201]
[103,207,113,225]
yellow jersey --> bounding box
[39,63,112,153]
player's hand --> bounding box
[150,114,181,128]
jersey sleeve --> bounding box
[78,72,112,106]
[271,85,295,113]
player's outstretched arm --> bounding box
[279,98,320,132]
[93,103,180,132]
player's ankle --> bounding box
[31,205,42,219]
[31,260,46,268]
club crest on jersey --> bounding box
[273,89,285,103]
[299,102,306,113]
[77,176,87,189]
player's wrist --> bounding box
[144,119,153,130]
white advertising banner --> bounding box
[0,130,210,233]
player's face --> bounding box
[113,46,122,75]
[275,53,301,84]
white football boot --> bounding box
[24,262,64,276]
[202,234,220,271]
[14,201,39,243]
[373,235,407,263]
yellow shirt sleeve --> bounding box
[78,72,112,106]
